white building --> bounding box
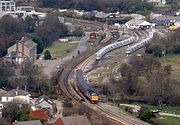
[145,0,166,5]
[0,0,16,12]
[34,95,57,115]
[125,19,152,29]
[1,88,31,104]
[16,6,35,12]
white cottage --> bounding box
[1,88,31,104]
[35,95,57,115]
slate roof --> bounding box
[95,12,111,18]
[19,37,37,50]
[0,89,6,94]
[35,94,56,106]
[126,19,153,25]
[126,19,148,25]
[54,118,65,125]
[151,15,180,24]
[15,120,42,125]
[2,88,29,97]
[62,115,91,125]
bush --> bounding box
[44,50,51,60]
[146,44,164,57]
[32,37,44,54]
[138,106,156,123]
[173,42,180,54]
[15,108,30,121]
[62,107,77,117]
[63,98,73,107]
[125,106,133,114]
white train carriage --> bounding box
[96,37,135,60]
[126,32,154,55]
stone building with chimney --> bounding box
[5,37,37,65]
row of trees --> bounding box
[107,55,179,107]
[19,60,57,97]
[38,0,154,13]
[0,59,58,98]
[36,15,68,47]
[0,14,68,57]
[146,29,180,57]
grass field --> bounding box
[160,54,180,80]
[90,62,119,84]
[120,104,180,115]
[155,5,172,11]
[155,116,180,125]
[44,42,78,58]
[68,36,80,42]
[144,105,180,115]
[119,104,180,125]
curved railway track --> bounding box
[72,50,150,125]
[58,39,112,104]
[58,28,150,125]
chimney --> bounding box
[13,120,18,125]
[16,87,19,96]
[22,40,24,62]
[16,41,19,65]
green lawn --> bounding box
[155,5,172,11]
[144,105,180,115]
[68,36,80,42]
[44,42,78,58]
[160,54,180,80]
[120,104,180,115]
[155,116,180,125]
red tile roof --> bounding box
[54,118,64,125]
[29,109,50,121]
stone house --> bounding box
[5,37,37,65]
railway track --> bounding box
[72,47,150,125]
[58,26,150,124]
[58,42,109,104]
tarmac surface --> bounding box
[35,32,90,77]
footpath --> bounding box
[120,104,180,118]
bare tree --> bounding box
[145,69,174,109]
[2,102,19,122]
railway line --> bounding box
[72,53,150,125]
[58,22,152,124]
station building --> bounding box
[125,19,152,29]
[0,0,16,12]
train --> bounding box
[126,32,154,55]
[96,36,135,60]
[168,25,180,31]
[76,69,98,103]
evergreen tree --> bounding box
[138,106,155,122]
[32,37,44,54]
[44,50,52,60]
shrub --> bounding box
[146,44,164,57]
[44,50,51,60]
[138,106,156,122]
